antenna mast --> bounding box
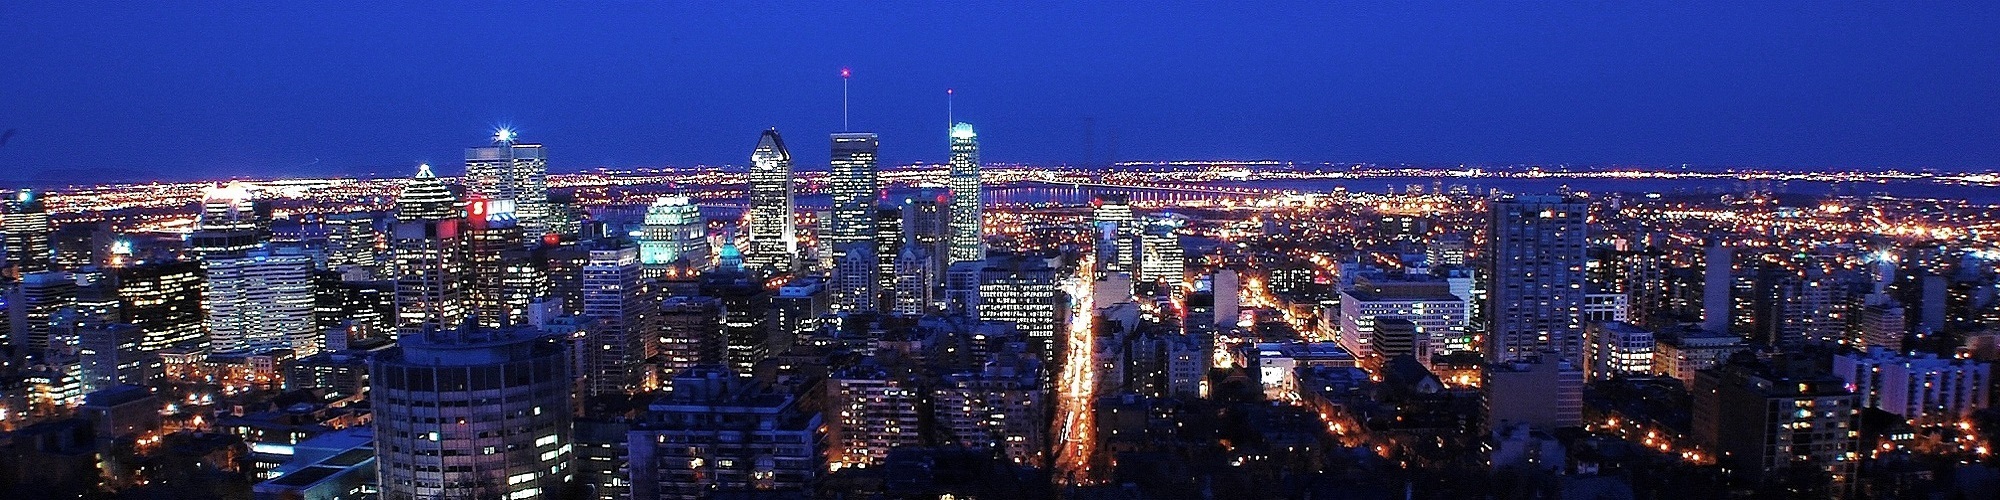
[841,68,852,131]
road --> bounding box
[1054,255,1099,485]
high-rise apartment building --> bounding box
[465,130,551,244]
[1691,360,1858,488]
[1484,194,1588,364]
[628,367,820,498]
[947,123,984,266]
[745,129,797,277]
[1833,347,1990,425]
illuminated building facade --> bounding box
[639,195,710,279]
[464,197,542,328]
[582,241,653,395]
[465,130,551,244]
[628,367,820,499]
[1,189,52,275]
[745,129,797,277]
[392,164,466,337]
[947,122,984,266]
[204,248,316,355]
[114,260,205,351]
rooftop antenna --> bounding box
[840,67,852,132]
[947,88,955,128]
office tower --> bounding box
[1092,194,1138,277]
[745,129,797,277]
[464,196,543,328]
[977,254,1067,358]
[701,275,774,374]
[8,271,75,355]
[188,182,270,259]
[392,165,466,337]
[465,130,552,244]
[873,205,904,311]
[1691,360,1858,488]
[582,241,654,395]
[371,324,572,500]
[539,244,589,316]
[1,190,52,274]
[639,195,710,279]
[947,122,984,265]
[50,222,114,270]
[79,323,152,393]
[113,260,205,352]
[628,367,821,499]
[773,278,829,349]
[1138,218,1185,299]
[827,132,880,249]
[323,212,381,280]
[1336,277,1466,361]
[831,243,877,315]
[1583,321,1654,380]
[204,248,316,355]
[825,365,922,469]
[892,244,936,316]
[1833,347,1991,425]
[901,193,951,287]
[1484,194,1588,364]
[826,132,879,295]
[313,272,395,340]
[657,296,724,379]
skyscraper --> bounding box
[391,164,466,337]
[745,129,797,277]
[1,189,52,275]
[465,130,551,245]
[657,296,724,378]
[947,122,984,265]
[831,244,877,315]
[1484,194,1588,364]
[188,182,269,259]
[582,241,654,395]
[828,133,881,310]
[1092,194,1138,278]
[892,244,936,316]
[114,260,205,352]
[371,324,573,500]
[464,196,542,328]
[977,254,1068,358]
[204,248,316,355]
[639,195,710,279]
[322,212,382,280]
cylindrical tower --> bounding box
[372,324,572,500]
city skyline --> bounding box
[4,3,2000,183]
[5,4,2000,499]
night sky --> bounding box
[2,2,1997,183]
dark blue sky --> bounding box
[3,2,1997,183]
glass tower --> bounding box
[745,129,796,277]
[465,130,551,245]
[947,123,984,265]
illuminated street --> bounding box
[1054,255,1099,486]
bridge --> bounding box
[999,179,1283,196]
